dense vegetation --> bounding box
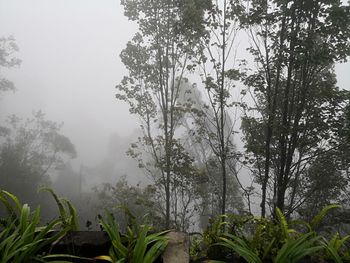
[115,0,350,228]
[1,190,350,262]
[1,0,350,262]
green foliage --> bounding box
[190,215,228,260]
[204,215,229,244]
[0,189,70,263]
[189,234,204,261]
[274,232,322,263]
[195,205,347,262]
[94,176,163,229]
[97,210,169,263]
[321,233,350,263]
[205,214,279,261]
[275,207,291,241]
[249,218,278,260]
[117,0,210,229]
[272,206,343,262]
[240,0,350,216]
[0,189,21,223]
[297,155,347,223]
[217,233,262,263]
[192,214,269,260]
[310,204,341,230]
[39,187,79,231]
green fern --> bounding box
[310,204,340,229]
[276,208,289,241]
[216,233,262,263]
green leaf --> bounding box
[39,187,68,224]
[310,204,340,229]
[274,232,322,263]
[133,225,150,262]
[143,238,168,263]
[276,208,289,241]
[216,235,262,263]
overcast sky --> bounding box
[1,0,349,168]
[0,0,139,167]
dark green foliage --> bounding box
[239,0,350,216]
[321,233,350,263]
[40,187,79,231]
[0,190,71,263]
[217,233,262,263]
[191,205,349,262]
[97,209,169,263]
[274,232,322,263]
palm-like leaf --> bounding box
[216,233,262,263]
[320,233,350,263]
[0,189,77,263]
[99,212,169,263]
[274,232,322,263]
[39,187,79,231]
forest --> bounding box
[1,0,350,262]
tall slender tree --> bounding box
[240,0,350,217]
[194,0,244,215]
[116,0,210,228]
[177,82,244,223]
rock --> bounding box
[50,231,110,259]
[162,231,190,263]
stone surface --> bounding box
[162,231,190,263]
[50,231,110,259]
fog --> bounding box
[0,0,139,169]
[1,0,350,231]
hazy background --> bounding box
[0,0,349,185]
[0,0,139,171]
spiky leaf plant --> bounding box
[274,232,323,263]
[0,189,70,263]
[320,233,350,263]
[310,204,341,230]
[217,233,262,263]
[96,210,169,263]
[39,187,79,231]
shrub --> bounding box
[96,208,169,263]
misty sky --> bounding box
[1,0,349,168]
